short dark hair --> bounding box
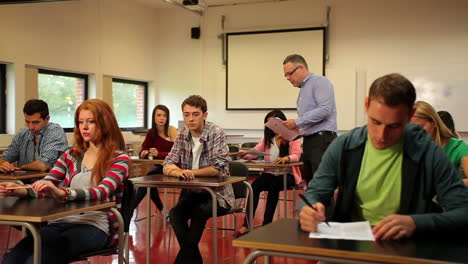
[283,54,308,70]
[181,95,207,113]
[23,99,49,119]
[368,73,416,111]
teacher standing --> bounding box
[282,54,337,184]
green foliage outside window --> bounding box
[38,73,84,128]
[112,82,144,128]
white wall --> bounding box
[154,0,468,137]
[0,0,159,145]
[2,0,468,146]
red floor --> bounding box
[0,186,316,264]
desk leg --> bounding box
[283,170,287,219]
[110,207,124,264]
[146,186,151,264]
[243,250,383,264]
[163,187,168,231]
[243,181,254,232]
[1,221,41,264]
[202,187,217,264]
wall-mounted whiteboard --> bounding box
[226,27,325,110]
[367,65,468,131]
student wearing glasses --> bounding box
[282,54,337,184]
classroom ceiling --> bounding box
[135,0,289,9]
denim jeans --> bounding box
[169,190,230,264]
[2,223,108,264]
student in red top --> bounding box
[132,105,177,213]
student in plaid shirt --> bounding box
[0,99,68,172]
[163,95,234,264]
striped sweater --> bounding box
[29,148,130,246]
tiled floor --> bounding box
[0,185,315,263]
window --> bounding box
[38,69,88,132]
[112,78,147,130]
[0,64,6,134]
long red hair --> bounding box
[73,99,126,184]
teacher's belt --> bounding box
[304,131,337,138]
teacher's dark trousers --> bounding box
[302,131,337,184]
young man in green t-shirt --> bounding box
[299,73,468,240]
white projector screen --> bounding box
[226,27,325,110]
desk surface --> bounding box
[131,174,246,188]
[243,161,303,168]
[0,171,48,180]
[131,158,165,165]
[0,197,115,222]
[233,219,468,264]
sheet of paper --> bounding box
[242,149,270,156]
[264,117,303,141]
[309,221,375,241]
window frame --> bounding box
[0,64,6,134]
[112,78,148,131]
[38,68,89,132]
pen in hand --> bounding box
[299,193,331,227]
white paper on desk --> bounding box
[265,117,303,141]
[242,149,270,156]
[309,221,375,241]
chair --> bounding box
[205,162,250,237]
[228,144,240,160]
[241,142,257,149]
[70,180,136,264]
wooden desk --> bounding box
[0,171,47,181]
[243,161,303,219]
[130,174,252,264]
[0,197,122,264]
[234,219,468,264]
[130,158,164,177]
[131,158,165,165]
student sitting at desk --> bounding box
[163,95,234,264]
[236,110,302,237]
[299,73,468,240]
[0,99,68,172]
[411,101,468,184]
[0,99,130,264]
[132,105,177,214]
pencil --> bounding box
[299,193,331,227]
[5,186,31,190]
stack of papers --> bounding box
[265,117,303,141]
[309,221,375,241]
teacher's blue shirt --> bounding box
[296,73,337,136]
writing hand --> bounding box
[273,156,290,164]
[373,214,416,240]
[0,182,27,197]
[299,202,327,232]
